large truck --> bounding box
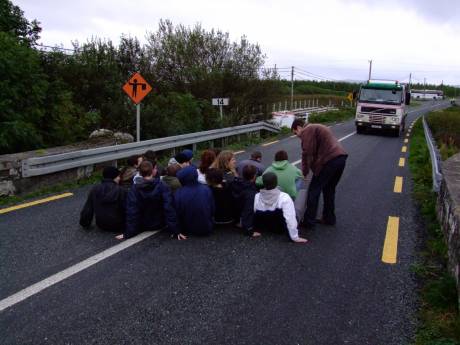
[355,80,410,137]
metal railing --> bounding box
[422,115,443,192]
[22,121,280,177]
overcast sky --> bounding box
[15,0,460,85]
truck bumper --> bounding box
[355,121,400,131]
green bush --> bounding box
[427,106,460,160]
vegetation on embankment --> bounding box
[409,119,460,344]
[426,105,460,159]
[308,107,356,124]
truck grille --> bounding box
[369,115,385,124]
[361,106,396,115]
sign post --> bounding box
[212,98,229,122]
[123,72,152,142]
[136,104,141,142]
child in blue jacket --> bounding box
[175,166,215,236]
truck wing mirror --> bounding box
[405,92,411,105]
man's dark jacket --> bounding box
[175,166,215,236]
[125,177,179,239]
[80,179,126,232]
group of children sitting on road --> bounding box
[80,148,308,243]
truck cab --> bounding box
[355,80,410,137]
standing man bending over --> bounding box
[291,118,348,228]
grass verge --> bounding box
[409,118,460,344]
[0,172,102,208]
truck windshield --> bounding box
[359,88,403,105]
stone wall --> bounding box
[437,152,460,307]
[0,137,124,196]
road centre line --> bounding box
[399,158,405,167]
[292,131,356,166]
[394,176,403,193]
[382,216,400,264]
[262,140,279,147]
[0,230,159,312]
[0,193,74,215]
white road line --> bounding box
[338,131,356,142]
[0,230,159,312]
[292,131,356,166]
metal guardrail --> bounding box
[422,115,443,192]
[22,121,280,177]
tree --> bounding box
[0,0,41,45]
[0,32,47,153]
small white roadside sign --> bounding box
[212,98,229,106]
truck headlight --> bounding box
[391,116,398,123]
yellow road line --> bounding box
[262,140,279,147]
[382,216,400,264]
[394,176,403,193]
[0,193,74,215]
[399,157,405,167]
[234,150,245,155]
[404,139,408,143]
[401,146,407,153]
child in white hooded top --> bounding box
[253,172,308,243]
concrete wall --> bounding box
[437,152,460,307]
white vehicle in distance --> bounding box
[355,80,410,137]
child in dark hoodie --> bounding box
[122,161,185,240]
[80,166,127,232]
[175,166,215,236]
[253,172,308,243]
[231,164,259,236]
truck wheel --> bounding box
[393,128,401,137]
[356,126,365,134]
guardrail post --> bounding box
[422,116,443,192]
[285,100,287,111]
[193,143,197,152]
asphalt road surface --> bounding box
[0,100,452,345]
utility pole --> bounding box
[424,77,426,99]
[409,73,412,88]
[291,66,294,110]
[368,60,373,81]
